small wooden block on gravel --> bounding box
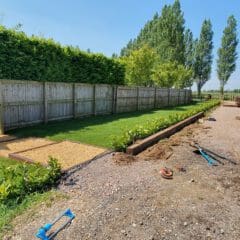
[11,141,107,171]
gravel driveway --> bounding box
[4,105,240,240]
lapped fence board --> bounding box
[0,79,192,132]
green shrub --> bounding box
[0,25,125,85]
[111,100,220,151]
[0,157,61,203]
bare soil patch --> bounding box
[112,152,138,165]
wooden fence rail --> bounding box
[0,79,192,133]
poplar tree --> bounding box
[184,29,195,70]
[194,20,214,96]
[217,15,238,97]
[156,0,185,64]
[120,0,186,64]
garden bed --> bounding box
[126,112,204,155]
[8,141,107,171]
[112,100,220,151]
[0,138,54,158]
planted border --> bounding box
[0,158,61,204]
[111,100,220,151]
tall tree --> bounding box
[155,0,185,64]
[217,15,238,97]
[120,0,186,64]
[184,29,195,70]
[194,20,214,96]
[183,29,196,88]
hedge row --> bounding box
[0,158,61,203]
[111,100,221,151]
[0,26,125,84]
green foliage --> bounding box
[174,64,193,89]
[111,100,220,151]
[217,15,238,96]
[151,62,176,88]
[120,0,195,89]
[121,0,185,65]
[194,20,214,96]
[0,25,125,84]
[184,29,196,70]
[152,62,193,88]
[0,157,61,203]
[120,45,157,86]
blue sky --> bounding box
[0,0,239,90]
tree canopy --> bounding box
[120,45,157,86]
[193,20,214,96]
[121,0,185,65]
[217,15,238,96]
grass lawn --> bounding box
[0,157,63,237]
[9,103,200,149]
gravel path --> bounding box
[4,105,240,240]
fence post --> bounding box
[136,87,139,111]
[73,83,77,118]
[112,85,116,114]
[167,88,170,106]
[114,86,118,114]
[43,82,48,124]
[92,84,96,115]
[0,81,4,134]
[154,87,157,109]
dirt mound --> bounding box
[112,152,138,165]
[138,140,173,160]
[138,123,204,161]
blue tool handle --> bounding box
[200,149,217,166]
[64,209,75,220]
[36,227,50,240]
[36,209,75,240]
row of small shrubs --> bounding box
[111,100,220,151]
[0,25,125,85]
[0,157,61,204]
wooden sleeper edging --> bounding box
[126,112,204,155]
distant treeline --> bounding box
[0,26,125,84]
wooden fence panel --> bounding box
[0,79,192,132]
[2,80,43,130]
[47,82,73,121]
[95,85,113,115]
[138,87,155,111]
[179,89,186,105]
[75,84,94,117]
[116,86,138,113]
[155,88,169,108]
[169,89,179,106]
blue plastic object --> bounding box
[36,209,75,240]
[199,149,218,166]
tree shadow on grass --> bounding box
[8,102,198,140]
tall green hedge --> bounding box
[0,26,125,84]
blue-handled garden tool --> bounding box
[192,143,218,166]
[36,209,75,240]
